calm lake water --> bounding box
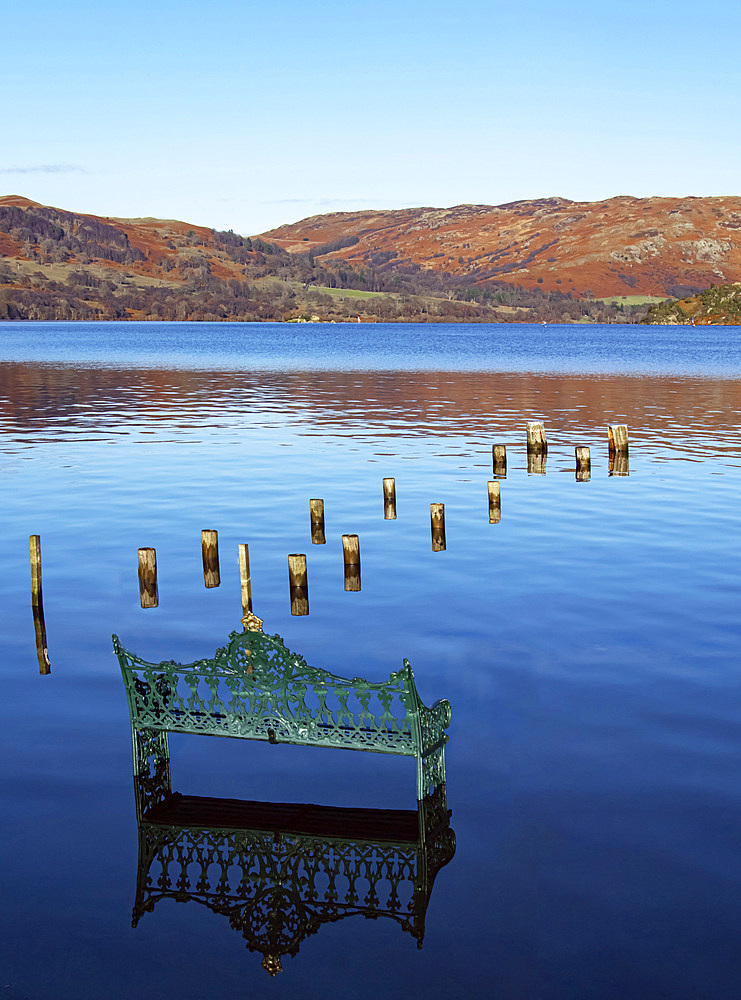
[2,321,741,1000]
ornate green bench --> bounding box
[113,626,451,801]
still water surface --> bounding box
[1,322,741,999]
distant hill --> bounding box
[0,195,596,323]
[642,282,741,325]
[4,194,741,323]
[262,195,741,299]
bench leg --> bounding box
[132,726,171,821]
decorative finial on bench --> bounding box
[241,610,264,633]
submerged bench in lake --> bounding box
[115,625,454,971]
[113,625,451,801]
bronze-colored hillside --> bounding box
[1,195,589,323]
[3,193,741,322]
[263,196,741,299]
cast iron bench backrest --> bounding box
[113,628,450,800]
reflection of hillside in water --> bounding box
[1,362,740,459]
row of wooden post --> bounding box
[490,422,629,479]
[31,423,631,656]
[135,424,629,612]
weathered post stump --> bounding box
[138,547,158,609]
[608,424,629,458]
[526,421,547,454]
[526,421,547,474]
[492,444,507,478]
[608,424,629,476]
[30,534,43,607]
[342,533,361,592]
[288,553,309,615]
[310,499,326,545]
[488,481,501,523]
[383,478,397,520]
[201,529,220,588]
[575,445,591,482]
[288,553,307,588]
[430,503,446,552]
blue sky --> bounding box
[2,0,740,234]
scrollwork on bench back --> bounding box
[114,628,451,800]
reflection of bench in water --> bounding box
[131,728,455,974]
[113,627,451,800]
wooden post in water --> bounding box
[575,446,591,482]
[342,533,361,592]
[138,547,159,609]
[488,481,501,523]
[310,499,326,545]
[288,553,307,589]
[492,444,507,478]
[608,424,629,458]
[238,543,252,615]
[383,478,397,520]
[201,529,220,588]
[30,534,43,607]
[288,553,309,616]
[29,535,50,674]
[608,424,629,476]
[526,421,547,474]
[430,503,446,552]
[526,421,547,455]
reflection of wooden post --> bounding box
[527,452,547,475]
[610,452,630,476]
[342,534,361,592]
[575,446,591,482]
[430,503,446,552]
[238,543,252,615]
[30,536,50,674]
[288,553,309,616]
[290,588,309,616]
[138,547,158,608]
[201,529,220,588]
[30,534,43,606]
[488,481,501,523]
[310,499,326,545]
[608,425,629,475]
[492,444,507,478]
[383,478,397,520]
[32,602,51,675]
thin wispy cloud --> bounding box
[0,164,86,175]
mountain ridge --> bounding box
[262,194,741,298]
[3,193,741,322]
